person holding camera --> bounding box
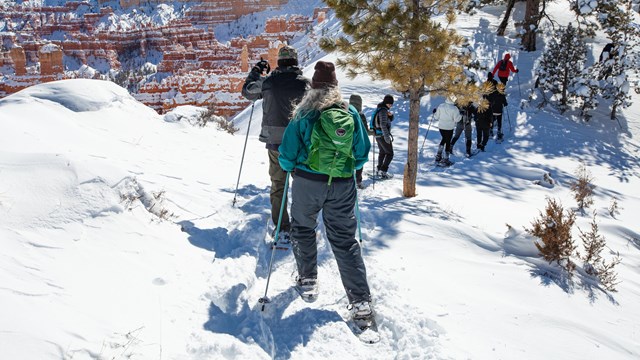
[241,46,310,240]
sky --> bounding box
[1,2,639,360]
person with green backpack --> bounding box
[278,61,374,323]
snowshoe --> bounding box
[294,277,318,302]
[349,301,380,344]
[437,159,455,167]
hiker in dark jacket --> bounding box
[492,53,519,85]
[278,61,373,323]
[475,101,492,151]
[241,45,310,239]
[451,101,476,157]
[371,95,395,179]
[486,71,498,87]
[487,83,508,140]
[349,93,370,189]
[598,43,615,80]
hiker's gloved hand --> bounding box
[388,112,394,121]
[515,69,519,73]
[384,135,392,144]
[252,60,271,75]
[432,108,437,114]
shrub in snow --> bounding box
[578,212,621,292]
[535,23,587,113]
[198,104,238,134]
[526,198,577,274]
[569,163,595,212]
[608,197,622,218]
[118,177,173,221]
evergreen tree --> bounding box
[321,0,481,197]
[535,23,587,113]
[596,1,640,121]
[572,67,600,121]
[573,0,640,121]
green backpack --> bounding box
[306,105,356,183]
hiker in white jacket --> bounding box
[433,97,462,166]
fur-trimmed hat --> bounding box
[311,61,338,89]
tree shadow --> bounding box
[504,250,620,305]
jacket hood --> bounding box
[504,53,511,61]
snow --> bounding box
[39,43,60,53]
[1,3,640,360]
[77,64,97,79]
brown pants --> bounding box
[268,149,290,232]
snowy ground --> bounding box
[1,3,640,360]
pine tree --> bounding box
[526,197,577,274]
[579,212,622,292]
[321,0,481,197]
[573,0,640,121]
[572,66,601,121]
[569,163,595,212]
[536,23,587,113]
[597,1,640,121]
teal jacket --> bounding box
[278,103,371,174]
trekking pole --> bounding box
[232,101,255,206]
[371,133,376,190]
[505,105,512,134]
[258,172,290,311]
[353,172,363,245]
[419,114,434,154]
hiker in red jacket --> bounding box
[492,53,519,85]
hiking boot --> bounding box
[271,229,290,243]
[497,132,504,140]
[490,129,494,137]
[439,158,453,166]
[350,301,373,321]
[435,154,442,162]
[465,151,472,158]
[378,171,393,179]
[357,182,366,190]
[295,276,318,302]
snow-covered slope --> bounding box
[1,3,640,360]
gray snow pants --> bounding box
[451,120,473,153]
[290,175,371,304]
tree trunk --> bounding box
[497,0,517,36]
[402,88,421,197]
[611,104,617,121]
[561,65,568,111]
[522,0,540,51]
